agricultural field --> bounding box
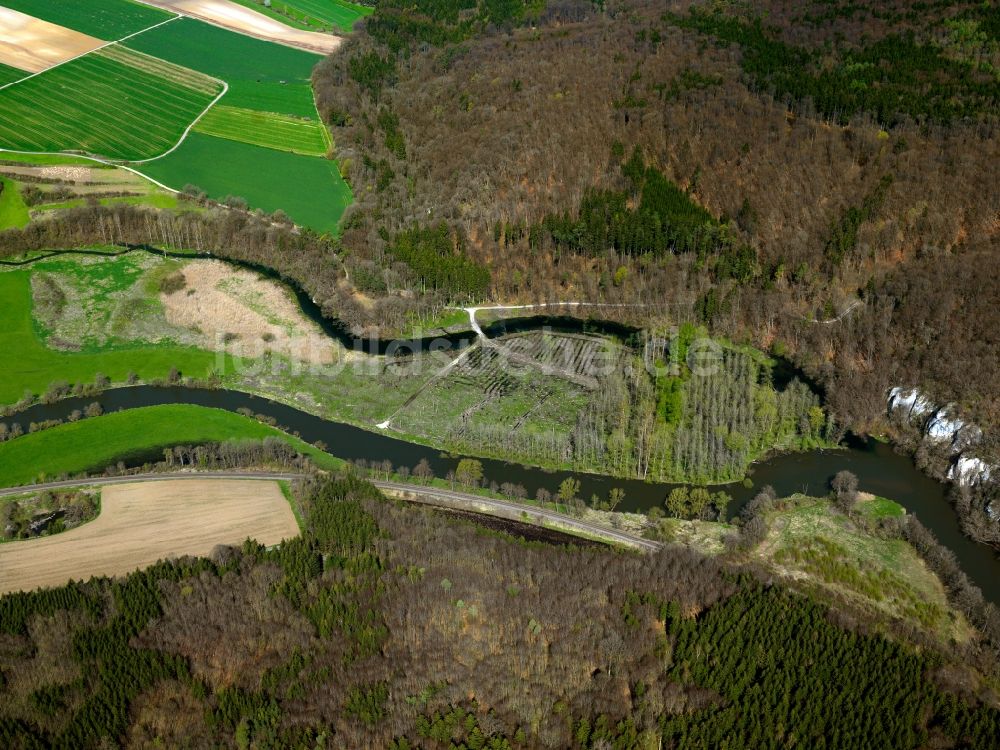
[137,0,341,53]
[0,7,104,74]
[124,16,322,117]
[0,45,222,160]
[231,0,373,33]
[0,479,299,593]
[0,7,351,232]
[0,404,341,487]
[194,104,328,156]
[0,0,173,40]
[0,264,223,406]
[141,133,350,232]
[0,152,107,167]
[0,61,24,85]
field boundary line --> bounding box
[129,80,229,164]
[0,14,181,93]
[129,0,340,55]
[0,148,181,194]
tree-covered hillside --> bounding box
[1,474,999,748]
[311,0,1000,454]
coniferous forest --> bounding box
[2,474,1000,749]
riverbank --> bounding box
[1,247,833,486]
[4,384,1000,609]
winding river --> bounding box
[4,247,1000,603]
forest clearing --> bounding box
[0,478,298,593]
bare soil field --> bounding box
[0,8,104,75]
[162,259,341,365]
[0,479,299,593]
[135,0,341,53]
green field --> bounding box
[142,132,350,232]
[194,105,328,156]
[0,152,111,167]
[231,0,372,33]
[0,178,30,229]
[0,405,342,487]
[124,17,321,118]
[0,0,172,40]
[0,62,25,87]
[0,47,221,161]
[0,270,222,406]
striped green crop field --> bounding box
[0,63,26,87]
[141,133,351,233]
[123,17,321,118]
[0,46,221,161]
[194,105,329,156]
[230,0,373,33]
[0,0,173,40]
[280,0,373,32]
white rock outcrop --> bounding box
[947,456,992,486]
[888,386,997,487]
[925,407,966,442]
[888,387,935,420]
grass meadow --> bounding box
[142,133,350,232]
[195,105,329,156]
[0,47,221,160]
[0,178,30,229]
[0,270,222,405]
[0,0,173,40]
[0,404,343,486]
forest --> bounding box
[2,473,999,748]
[568,334,832,483]
[308,0,1000,468]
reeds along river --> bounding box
[11,384,1000,606]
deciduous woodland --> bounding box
[2,474,1000,748]
[307,0,1000,453]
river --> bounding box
[3,247,999,604]
[9,384,1000,604]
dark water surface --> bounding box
[10,385,1000,605]
[4,247,998,603]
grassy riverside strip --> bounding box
[0,48,223,160]
[0,404,342,487]
[0,0,173,39]
[0,269,224,404]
